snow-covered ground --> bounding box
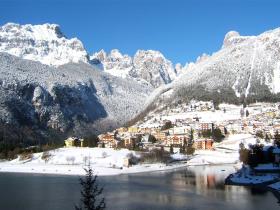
[0,144,243,176]
[230,173,278,185]
[227,166,279,185]
[139,102,266,128]
[187,150,239,165]
[0,160,189,176]
[269,181,280,191]
[0,133,266,176]
[140,108,243,128]
[162,109,242,123]
[255,163,280,172]
[215,134,269,151]
[0,147,191,176]
[186,133,273,166]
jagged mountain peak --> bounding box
[222,30,253,49]
[196,53,210,63]
[131,49,177,87]
[91,49,177,88]
[109,49,124,58]
[1,22,65,40]
[0,22,178,88]
[91,49,133,78]
[165,27,280,105]
[175,62,189,76]
[91,49,106,62]
[223,31,240,47]
[91,49,132,62]
[0,22,89,66]
[134,49,165,58]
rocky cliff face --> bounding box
[0,23,89,66]
[0,53,152,143]
[91,49,177,88]
[0,23,178,89]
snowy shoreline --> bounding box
[0,161,191,177]
[0,146,241,176]
[225,164,280,201]
[1,133,253,177]
[0,162,241,177]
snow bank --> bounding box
[255,163,280,172]
[0,147,242,176]
[269,181,280,191]
[0,147,188,176]
[215,134,257,151]
[187,150,239,166]
[228,166,278,185]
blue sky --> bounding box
[1,0,280,64]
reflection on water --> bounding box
[0,165,279,210]
[101,165,279,210]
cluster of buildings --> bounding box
[65,101,280,154]
[96,102,280,152]
[97,122,215,153]
[228,105,280,139]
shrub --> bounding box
[19,152,33,161]
[7,150,17,160]
[185,146,195,155]
[161,121,173,130]
[83,135,99,147]
[212,128,225,142]
[239,148,250,165]
[126,153,139,165]
[256,131,264,139]
[200,130,212,138]
[140,149,170,164]
[41,151,52,163]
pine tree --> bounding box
[224,127,228,135]
[239,143,249,165]
[212,128,224,143]
[75,167,105,210]
[189,128,194,144]
[265,133,270,143]
[274,131,280,147]
[170,145,174,154]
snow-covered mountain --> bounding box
[91,49,133,79]
[166,28,280,104]
[2,22,280,143]
[91,49,177,88]
[0,22,178,88]
[174,62,188,76]
[0,52,152,143]
[0,23,89,66]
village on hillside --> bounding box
[70,100,280,155]
[2,100,280,178]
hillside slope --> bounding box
[0,53,152,143]
[166,28,280,105]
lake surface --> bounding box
[0,165,279,210]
